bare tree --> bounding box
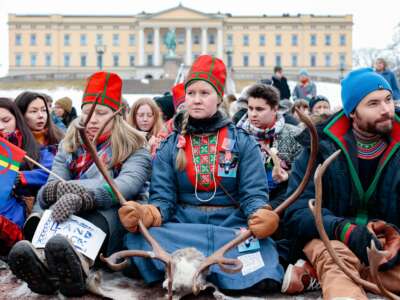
[352,48,383,68]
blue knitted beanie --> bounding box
[341,67,392,116]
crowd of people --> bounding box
[1,54,400,299]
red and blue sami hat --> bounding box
[185,55,226,98]
[82,71,122,111]
[172,83,185,110]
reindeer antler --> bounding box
[75,96,174,300]
[309,150,400,299]
[192,108,319,295]
[367,240,400,300]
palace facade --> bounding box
[8,4,352,80]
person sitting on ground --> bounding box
[236,84,302,209]
[0,98,54,255]
[53,96,78,129]
[278,99,299,126]
[41,93,67,132]
[291,99,310,123]
[309,95,331,116]
[129,97,164,157]
[15,91,64,152]
[120,55,284,295]
[231,85,251,124]
[154,91,175,122]
[8,71,152,298]
[282,68,400,299]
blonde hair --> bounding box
[129,97,163,139]
[63,115,146,167]
[175,110,190,171]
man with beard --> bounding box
[281,68,400,299]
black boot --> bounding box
[45,234,90,297]
[8,240,59,295]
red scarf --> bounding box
[70,133,111,178]
[0,129,23,148]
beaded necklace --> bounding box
[190,131,219,202]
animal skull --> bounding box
[162,247,214,300]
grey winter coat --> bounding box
[36,142,152,254]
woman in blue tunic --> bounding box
[120,55,284,294]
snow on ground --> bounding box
[0,81,343,113]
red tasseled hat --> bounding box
[82,71,122,111]
[172,83,185,110]
[185,55,226,98]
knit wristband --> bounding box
[103,183,118,204]
[339,222,357,245]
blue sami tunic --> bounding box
[124,123,283,290]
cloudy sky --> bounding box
[0,0,399,77]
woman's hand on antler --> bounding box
[248,205,280,239]
[118,201,162,232]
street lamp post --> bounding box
[95,44,107,70]
[339,65,345,81]
[225,44,233,70]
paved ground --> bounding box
[0,259,387,300]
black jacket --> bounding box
[283,110,400,259]
[272,76,291,100]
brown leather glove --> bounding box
[248,206,280,239]
[368,220,400,270]
[118,201,162,232]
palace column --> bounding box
[217,27,223,59]
[185,27,192,65]
[138,27,145,66]
[201,27,207,54]
[153,26,160,66]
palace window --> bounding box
[113,34,120,46]
[96,34,103,45]
[80,34,87,46]
[113,54,119,67]
[15,34,22,46]
[15,53,22,66]
[291,34,298,46]
[129,54,135,67]
[227,34,233,47]
[310,34,317,46]
[243,54,249,67]
[275,34,282,46]
[275,54,282,66]
[30,34,36,46]
[193,34,200,45]
[80,54,87,67]
[243,34,249,46]
[64,53,70,67]
[30,53,37,66]
[325,34,331,46]
[340,34,346,46]
[129,34,135,46]
[64,34,70,46]
[259,34,266,46]
[147,32,153,45]
[259,54,265,67]
[208,34,215,45]
[45,53,52,66]
[291,54,298,67]
[45,34,52,46]
[310,53,317,67]
[324,53,332,67]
